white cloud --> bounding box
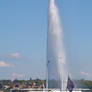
[0,52,22,59]
[0,61,12,68]
[9,53,21,59]
[11,72,24,80]
[80,71,92,78]
[12,72,24,77]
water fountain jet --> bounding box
[47,0,68,90]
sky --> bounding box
[0,0,92,80]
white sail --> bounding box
[47,0,68,90]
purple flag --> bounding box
[67,76,75,92]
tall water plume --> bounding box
[47,0,68,90]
